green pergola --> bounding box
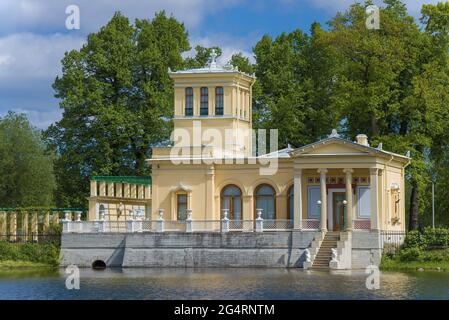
[91,176,152,185]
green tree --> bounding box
[253,27,339,147]
[184,45,222,69]
[0,112,55,207]
[45,11,190,207]
[321,0,449,229]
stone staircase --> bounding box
[310,231,340,270]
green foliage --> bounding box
[41,2,449,229]
[403,228,449,249]
[403,230,428,249]
[0,242,60,267]
[398,247,424,262]
[0,112,55,207]
[184,45,222,68]
[45,11,190,207]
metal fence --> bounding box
[263,219,293,230]
[380,230,407,254]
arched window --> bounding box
[185,87,193,116]
[221,185,242,220]
[255,184,276,220]
[287,185,294,220]
[200,87,209,116]
[215,87,224,115]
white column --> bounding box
[90,180,97,196]
[317,168,328,231]
[293,166,302,230]
[99,181,106,196]
[343,168,354,231]
[370,168,380,231]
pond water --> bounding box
[0,268,448,300]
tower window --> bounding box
[185,87,193,116]
[215,87,224,116]
[200,87,209,116]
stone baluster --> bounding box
[62,211,72,233]
[221,209,229,233]
[156,209,164,232]
[186,209,193,233]
[255,208,264,232]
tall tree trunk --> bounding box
[409,181,420,230]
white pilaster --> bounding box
[293,166,303,230]
[317,168,328,231]
[343,168,354,231]
[370,168,380,231]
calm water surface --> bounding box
[0,268,448,300]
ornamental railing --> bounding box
[263,219,293,230]
[62,209,321,234]
[228,220,254,232]
[301,219,320,230]
[353,219,371,230]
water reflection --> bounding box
[0,268,447,300]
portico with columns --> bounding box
[289,131,409,233]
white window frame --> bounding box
[307,186,321,219]
[357,186,371,218]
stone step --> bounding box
[310,265,330,270]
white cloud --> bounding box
[0,108,62,129]
[0,32,84,79]
[189,33,257,64]
[0,0,241,36]
[306,0,442,17]
[0,32,83,128]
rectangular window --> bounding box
[215,87,224,115]
[307,186,321,218]
[185,87,193,116]
[200,87,208,116]
[357,186,371,218]
[177,194,188,220]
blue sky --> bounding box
[0,0,440,128]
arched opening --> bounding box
[221,185,242,220]
[92,260,106,270]
[254,184,276,220]
[287,185,294,220]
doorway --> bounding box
[332,192,346,231]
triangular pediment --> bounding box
[291,138,375,157]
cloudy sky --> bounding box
[0,0,441,129]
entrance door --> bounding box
[332,192,346,231]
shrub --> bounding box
[422,248,449,262]
[423,228,449,247]
[403,231,427,249]
[398,247,424,262]
[0,241,60,267]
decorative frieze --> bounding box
[307,176,370,184]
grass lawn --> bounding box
[380,258,449,271]
[0,260,56,269]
